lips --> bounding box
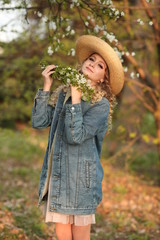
[86,67,93,73]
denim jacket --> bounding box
[31,88,110,215]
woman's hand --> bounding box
[70,85,82,104]
[42,65,56,91]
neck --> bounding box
[86,79,98,87]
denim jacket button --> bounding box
[71,107,75,111]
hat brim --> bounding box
[75,35,124,95]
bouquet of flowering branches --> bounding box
[40,61,94,102]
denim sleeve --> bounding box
[31,88,55,129]
[64,99,110,144]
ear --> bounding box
[100,78,104,83]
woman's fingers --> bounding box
[43,65,56,71]
[42,65,57,77]
[45,71,55,77]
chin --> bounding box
[83,69,92,78]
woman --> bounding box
[31,35,124,240]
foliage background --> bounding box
[0,0,160,239]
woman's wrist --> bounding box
[70,85,81,104]
[43,84,51,91]
[72,98,81,104]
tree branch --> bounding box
[140,0,160,42]
[103,136,140,164]
[126,80,155,113]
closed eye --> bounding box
[98,64,103,69]
[89,57,95,61]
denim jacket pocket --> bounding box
[85,160,91,188]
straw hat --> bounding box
[75,35,124,95]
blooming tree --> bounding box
[0,0,160,159]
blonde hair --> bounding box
[100,72,117,133]
[76,58,117,133]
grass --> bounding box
[14,206,47,238]
[127,234,151,240]
[0,127,159,240]
[0,127,50,239]
[112,184,128,194]
[0,127,45,162]
[129,150,160,184]
[141,112,157,137]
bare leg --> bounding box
[55,223,72,240]
[71,224,91,240]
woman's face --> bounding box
[81,53,107,86]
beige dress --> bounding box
[40,90,96,226]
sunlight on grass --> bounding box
[0,128,45,162]
[112,184,128,194]
[14,206,47,238]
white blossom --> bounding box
[136,73,140,78]
[70,48,75,56]
[49,21,57,30]
[94,25,100,33]
[67,78,71,84]
[55,47,59,52]
[121,11,125,16]
[66,25,71,32]
[85,21,89,26]
[70,3,74,8]
[137,18,144,25]
[131,52,135,56]
[91,18,95,23]
[149,21,153,26]
[103,31,107,36]
[125,52,130,56]
[106,33,116,43]
[71,0,79,6]
[115,10,119,16]
[80,77,86,84]
[42,16,48,22]
[37,11,42,17]
[76,74,80,79]
[70,29,75,35]
[48,46,54,56]
[130,72,135,79]
[113,47,122,58]
[124,67,128,72]
[106,0,113,5]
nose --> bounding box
[89,62,95,67]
